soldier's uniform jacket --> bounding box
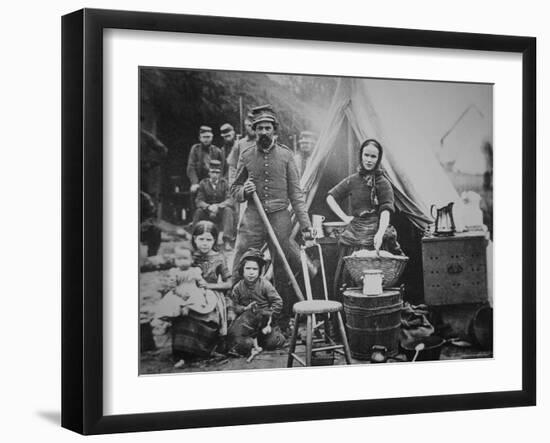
[231,141,311,230]
[227,137,256,186]
[195,177,233,210]
[186,143,225,186]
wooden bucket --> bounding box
[343,288,403,360]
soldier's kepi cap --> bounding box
[299,130,317,143]
[243,112,255,125]
[220,123,234,135]
[199,125,213,135]
[251,104,278,128]
[209,159,222,172]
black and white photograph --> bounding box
[1,0,547,439]
[139,68,494,374]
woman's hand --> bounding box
[373,231,384,251]
[326,195,352,224]
[342,215,354,224]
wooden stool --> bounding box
[287,300,352,367]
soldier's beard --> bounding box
[258,134,272,150]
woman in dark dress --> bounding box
[326,139,403,300]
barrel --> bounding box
[343,288,403,360]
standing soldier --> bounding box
[227,112,256,187]
[294,130,317,177]
[219,123,238,180]
[186,125,225,194]
[231,105,315,324]
[239,112,258,150]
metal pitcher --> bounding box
[430,202,456,236]
[311,214,325,238]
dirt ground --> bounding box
[140,333,492,375]
[139,227,492,375]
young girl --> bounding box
[227,248,286,355]
[170,221,232,368]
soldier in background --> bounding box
[219,123,238,180]
[227,112,256,187]
[294,130,317,177]
[193,159,235,251]
[186,125,225,193]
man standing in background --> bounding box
[220,123,238,180]
[186,125,225,193]
[227,112,256,187]
[294,130,317,177]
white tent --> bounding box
[438,104,492,174]
[299,77,463,230]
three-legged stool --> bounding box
[287,300,352,367]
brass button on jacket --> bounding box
[231,142,311,230]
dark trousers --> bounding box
[232,207,302,318]
[193,207,235,241]
[140,223,162,256]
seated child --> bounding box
[152,246,207,328]
[226,249,286,356]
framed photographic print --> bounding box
[62,8,536,435]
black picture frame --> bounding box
[61,8,536,435]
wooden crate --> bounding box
[422,231,488,305]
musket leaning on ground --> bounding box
[251,191,305,302]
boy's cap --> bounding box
[239,248,267,268]
[199,125,213,135]
[220,123,234,135]
[209,159,222,172]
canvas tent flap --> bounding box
[300,78,459,230]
